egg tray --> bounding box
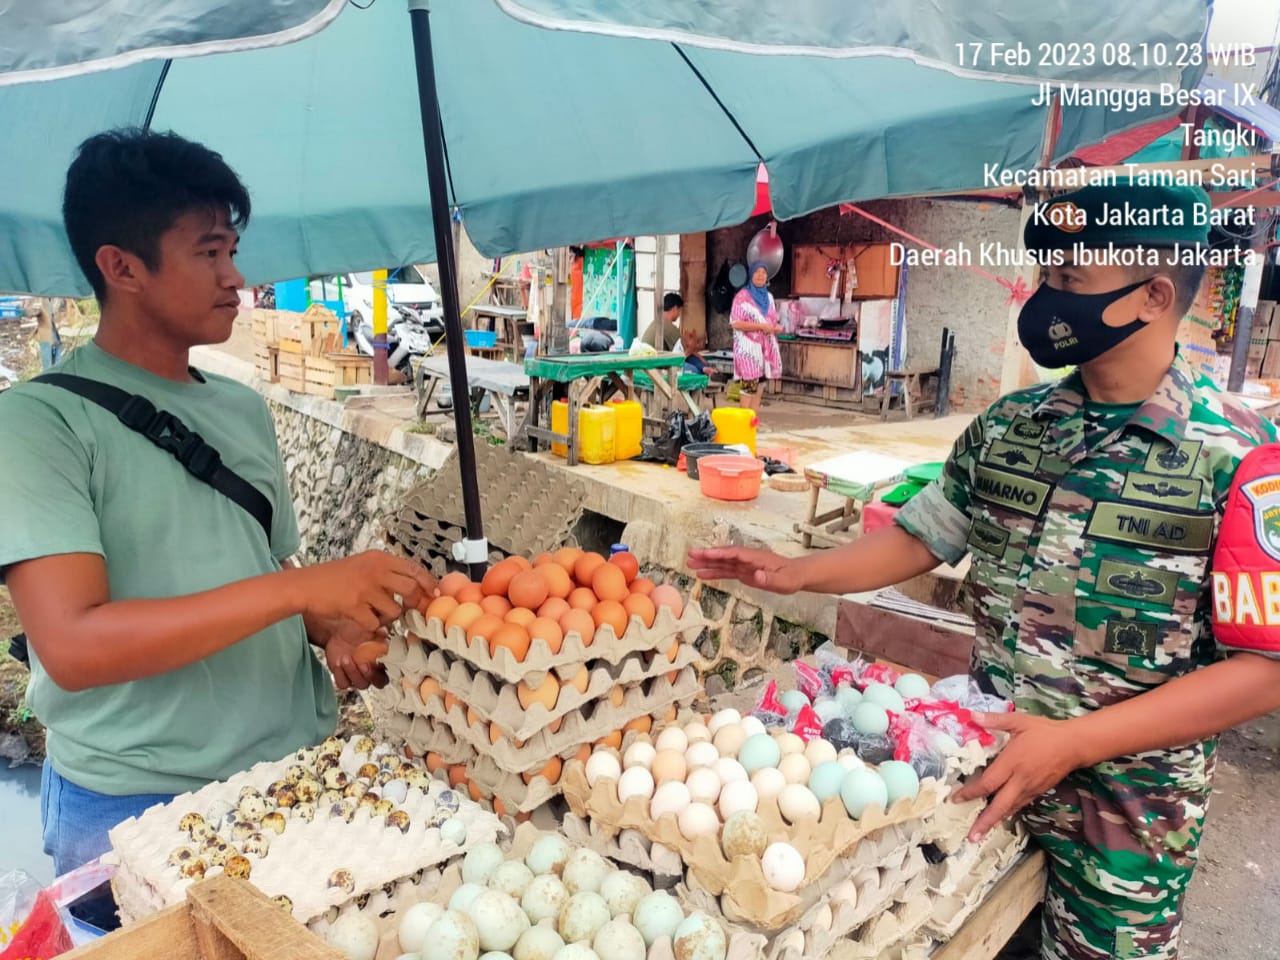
[923,826,1028,940]
[560,811,687,887]
[107,737,505,927]
[670,839,931,960]
[390,443,587,562]
[925,817,1027,899]
[399,597,705,685]
[827,894,935,960]
[561,760,943,931]
[401,666,702,775]
[384,639,702,742]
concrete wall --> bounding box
[706,199,1024,412]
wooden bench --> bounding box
[414,354,529,439]
[880,367,940,420]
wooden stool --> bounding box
[880,367,940,421]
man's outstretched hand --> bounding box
[686,546,806,594]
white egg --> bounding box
[514,925,564,960]
[599,870,651,918]
[586,752,621,788]
[327,913,379,960]
[739,716,767,738]
[685,767,722,805]
[683,722,712,744]
[469,890,531,953]
[677,802,720,840]
[712,757,748,786]
[563,848,611,895]
[775,732,805,756]
[649,781,692,820]
[422,911,481,960]
[778,753,811,785]
[554,945,601,960]
[837,752,864,771]
[449,883,486,915]
[463,843,507,885]
[750,767,787,802]
[707,709,741,736]
[526,835,573,877]
[684,741,719,770]
[672,913,727,960]
[632,891,685,947]
[617,767,655,804]
[399,902,445,953]
[522,875,569,924]
[712,724,747,758]
[441,818,468,846]
[557,891,611,944]
[490,861,536,900]
[655,727,689,754]
[592,917,647,960]
[803,738,838,769]
[777,784,821,824]
[717,780,758,820]
[622,742,656,770]
[761,842,806,893]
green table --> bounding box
[523,352,700,465]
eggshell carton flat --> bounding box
[561,760,941,930]
[560,811,687,886]
[923,831,1029,940]
[825,894,935,960]
[925,818,1027,898]
[400,597,705,684]
[674,845,930,960]
[107,736,505,926]
[385,641,701,741]
[404,666,702,774]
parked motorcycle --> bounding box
[351,303,444,379]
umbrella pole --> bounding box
[408,1,488,579]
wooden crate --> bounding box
[302,351,373,399]
[277,305,341,357]
[63,875,341,960]
[277,352,306,393]
[250,309,281,347]
[253,344,279,383]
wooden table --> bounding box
[795,451,913,548]
[523,352,695,465]
[469,304,529,358]
[414,353,529,439]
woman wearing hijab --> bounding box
[729,261,783,411]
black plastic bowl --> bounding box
[683,443,736,479]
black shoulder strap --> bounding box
[32,373,274,541]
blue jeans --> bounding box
[41,761,174,876]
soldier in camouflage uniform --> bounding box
[690,183,1280,959]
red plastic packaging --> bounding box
[0,891,73,960]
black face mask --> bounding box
[1017,279,1150,368]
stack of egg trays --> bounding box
[382,607,705,812]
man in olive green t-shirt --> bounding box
[0,129,436,886]
[639,292,683,350]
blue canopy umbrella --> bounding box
[0,0,1213,573]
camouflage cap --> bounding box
[1024,182,1211,251]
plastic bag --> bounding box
[814,642,862,690]
[750,679,790,729]
[0,860,116,960]
[638,411,718,465]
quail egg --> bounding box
[205,841,235,867]
[387,810,412,834]
[294,745,319,766]
[322,767,350,790]
[285,763,308,784]
[274,786,299,808]
[272,894,294,915]
[328,868,356,895]
[179,858,208,880]
[293,802,317,823]
[357,762,380,781]
[295,778,321,803]
[237,794,268,822]
[242,833,271,858]
[261,812,287,835]
[329,800,358,823]
[167,845,197,868]
[353,736,377,756]
[224,855,253,880]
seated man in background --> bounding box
[640,292,683,350]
